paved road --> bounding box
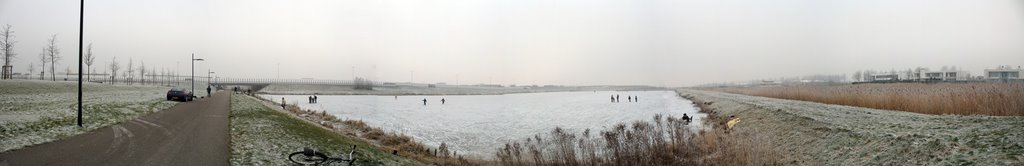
[0,92,231,166]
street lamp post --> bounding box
[77,0,84,127]
[192,53,204,99]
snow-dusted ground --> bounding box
[678,89,1024,165]
[262,90,704,157]
[229,94,417,165]
[0,80,178,152]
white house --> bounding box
[984,66,1023,80]
[922,70,970,81]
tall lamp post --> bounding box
[192,53,204,99]
[76,0,84,127]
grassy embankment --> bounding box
[711,83,1024,116]
[678,88,1024,165]
[492,94,779,165]
[0,80,177,152]
[230,94,476,165]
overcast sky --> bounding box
[2,0,1023,86]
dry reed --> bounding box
[712,83,1024,116]
[495,97,780,166]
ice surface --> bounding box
[263,91,705,157]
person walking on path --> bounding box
[206,86,212,97]
[441,98,446,104]
[422,98,427,105]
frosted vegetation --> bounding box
[0,80,177,152]
[228,94,417,165]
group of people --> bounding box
[422,98,446,105]
[307,95,319,103]
[609,94,639,103]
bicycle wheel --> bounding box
[288,152,328,165]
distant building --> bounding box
[984,66,1023,80]
[869,73,900,81]
[922,70,969,81]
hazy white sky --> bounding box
[2,0,1023,86]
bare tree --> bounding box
[126,57,134,85]
[1,24,16,79]
[27,62,34,79]
[37,50,47,80]
[139,60,146,85]
[852,70,863,82]
[44,34,60,81]
[84,43,95,81]
[109,56,119,84]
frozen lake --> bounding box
[262,90,704,158]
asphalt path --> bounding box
[0,91,231,166]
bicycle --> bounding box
[288,145,358,166]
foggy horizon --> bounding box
[2,0,1023,86]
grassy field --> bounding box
[0,80,177,152]
[228,94,420,165]
[710,83,1024,116]
[679,89,1024,165]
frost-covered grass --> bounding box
[0,79,178,152]
[228,94,419,165]
[679,89,1024,165]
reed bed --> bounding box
[494,99,779,166]
[713,83,1024,116]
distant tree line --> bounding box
[0,23,180,86]
[353,77,375,90]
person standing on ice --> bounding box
[308,96,313,103]
[616,94,620,102]
[314,95,318,103]
[422,98,427,105]
[635,96,638,102]
[628,96,632,102]
[610,95,615,103]
[441,98,446,105]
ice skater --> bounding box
[422,98,427,105]
[682,113,691,123]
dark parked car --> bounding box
[167,87,194,102]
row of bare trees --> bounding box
[0,24,177,85]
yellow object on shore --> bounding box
[727,118,741,129]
